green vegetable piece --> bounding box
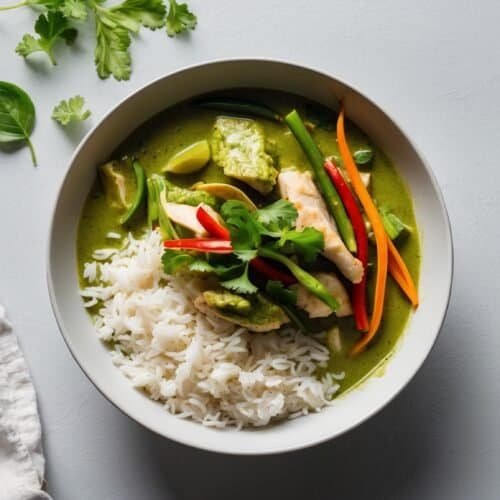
[199,292,288,332]
[120,160,146,224]
[150,175,178,238]
[255,199,298,236]
[164,179,217,207]
[197,98,282,122]
[166,0,197,36]
[146,177,158,228]
[52,95,91,125]
[16,11,77,66]
[379,206,412,241]
[212,117,278,195]
[203,290,252,316]
[353,148,374,166]
[265,280,297,306]
[277,227,324,263]
[194,183,257,211]
[164,139,210,174]
[257,247,339,312]
[0,81,37,166]
[284,109,357,253]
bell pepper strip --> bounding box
[285,109,357,253]
[337,108,388,355]
[164,238,233,253]
[324,160,369,331]
[120,160,146,225]
[257,247,339,311]
[388,239,419,306]
[250,257,297,286]
[196,206,231,240]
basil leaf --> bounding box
[353,148,374,165]
[0,81,37,166]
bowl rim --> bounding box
[47,57,454,455]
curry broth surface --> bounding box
[77,90,420,394]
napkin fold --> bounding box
[0,305,51,500]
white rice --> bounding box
[81,230,342,428]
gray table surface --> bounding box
[1,0,498,498]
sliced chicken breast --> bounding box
[295,272,352,318]
[278,170,363,283]
[163,202,208,236]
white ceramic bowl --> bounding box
[48,59,453,454]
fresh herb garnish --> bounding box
[2,0,197,81]
[379,206,411,241]
[16,11,77,65]
[277,227,324,263]
[353,148,374,166]
[0,81,37,165]
[52,95,91,125]
[166,0,196,37]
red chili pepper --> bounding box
[196,206,231,240]
[164,238,233,253]
[250,257,297,286]
[324,160,369,331]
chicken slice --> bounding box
[295,272,352,318]
[163,202,208,236]
[278,170,363,283]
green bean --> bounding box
[284,109,357,253]
[120,160,146,225]
[197,98,283,123]
[258,247,339,311]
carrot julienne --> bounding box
[388,238,419,306]
[336,107,388,355]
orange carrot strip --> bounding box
[388,239,419,306]
[336,108,388,355]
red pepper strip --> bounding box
[324,160,369,331]
[250,257,298,286]
[196,206,231,240]
[164,238,233,253]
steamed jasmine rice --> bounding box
[81,230,342,428]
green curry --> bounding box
[77,89,420,395]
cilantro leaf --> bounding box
[221,200,262,251]
[16,11,77,65]
[166,0,197,37]
[277,227,324,263]
[265,280,297,306]
[233,249,258,262]
[161,249,193,274]
[94,23,131,80]
[220,263,258,295]
[188,258,217,273]
[107,0,166,32]
[52,95,91,125]
[59,0,88,21]
[255,199,297,236]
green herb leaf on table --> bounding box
[94,23,131,81]
[15,11,77,65]
[166,0,196,36]
[59,0,88,21]
[52,95,91,125]
[104,0,166,32]
[0,81,37,165]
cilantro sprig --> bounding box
[3,0,197,81]
[161,199,339,313]
[52,95,91,125]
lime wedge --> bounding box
[163,140,211,174]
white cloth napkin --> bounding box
[0,305,51,500]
